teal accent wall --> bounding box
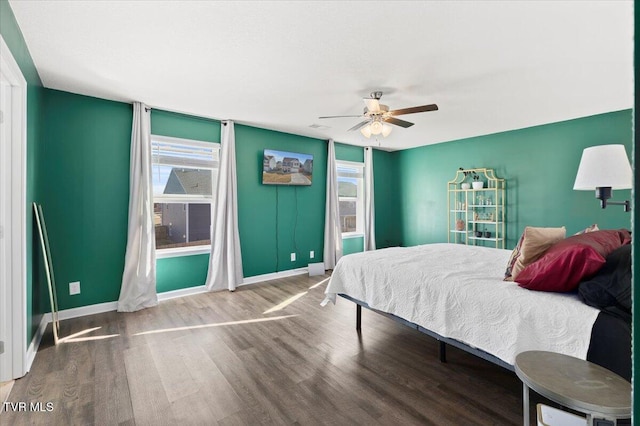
[343,237,364,255]
[0,0,46,341]
[39,101,226,303]
[398,110,633,249]
[335,142,364,163]
[34,90,402,304]
[40,89,132,311]
[156,254,209,293]
[236,125,327,276]
[374,149,402,248]
[151,109,221,142]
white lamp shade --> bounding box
[573,144,632,190]
[360,124,372,138]
[370,121,383,135]
[381,123,392,137]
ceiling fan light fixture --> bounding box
[319,91,438,139]
[370,120,383,135]
[382,123,392,137]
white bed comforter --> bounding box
[324,243,600,365]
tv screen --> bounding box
[262,149,313,186]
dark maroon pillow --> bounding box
[516,229,631,292]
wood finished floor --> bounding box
[2,273,549,425]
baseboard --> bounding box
[38,284,211,326]
[240,267,308,286]
[157,285,207,301]
[25,314,48,372]
[43,301,119,323]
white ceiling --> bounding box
[8,0,633,151]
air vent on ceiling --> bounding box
[309,124,330,129]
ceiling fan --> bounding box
[319,91,438,138]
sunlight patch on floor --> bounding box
[308,277,330,290]
[58,326,120,343]
[263,292,307,314]
[133,315,297,336]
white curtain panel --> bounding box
[206,120,244,291]
[323,139,343,269]
[364,146,376,251]
[117,102,158,312]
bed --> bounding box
[323,243,631,380]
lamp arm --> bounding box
[595,187,630,212]
[604,200,631,212]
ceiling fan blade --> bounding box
[348,120,371,131]
[363,98,381,113]
[384,117,414,128]
[319,114,364,119]
[389,104,439,116]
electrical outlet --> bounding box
[69,281,81,295]
[310,250,315,259]
[290,253,296,262]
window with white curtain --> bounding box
[151,135,219,256]
[336,160,364,237]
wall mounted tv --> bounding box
[262,149,313,186]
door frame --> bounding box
[0,34,27,381]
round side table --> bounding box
[514,351,630,426]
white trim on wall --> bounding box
[156,246,210,259]
[0,35,28,382]
[341,233,364,240]
[25,315,48,371]
[44,301,118,323]
[157,285,207,301]
[240,267,308,286]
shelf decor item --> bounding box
[458,168,473,190]
[447,167,506,248]
[471,172,483,189]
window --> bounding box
[152,135,219,254]
[336,160,364,236]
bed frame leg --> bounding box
[356,304,362,331]
[439,341,447,363]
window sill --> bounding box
[341,233,364,240]
[156,246,211,259]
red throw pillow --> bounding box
[516,229,631,292]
